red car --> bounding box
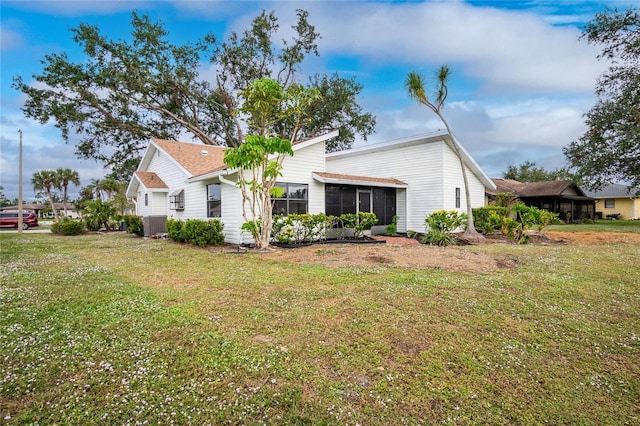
[0,211,39,230]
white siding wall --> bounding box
[147,149,188,216]
[441,145,486,209]
[137,191,151,217]
[151,192,167,216]
[326,141,446,233]
[220,179,244,245]
[280,142,326,214]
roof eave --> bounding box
[312,172,408,189]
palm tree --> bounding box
[406,66,482,240]
[100,178,120,201]
[87,178,104,200]
[57,168,80,216]
[32,169,61,220]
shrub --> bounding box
[50,217,85,236]
[472,206,507,234]
[166,218,185,242]
[168,218,225,247]
[271,213,332,244]
[386,215,399,236]
[123,215,144,236]
[83,199,118,231]
[338,212,378,238]
[513,202,559,231]
[422,210,467,246]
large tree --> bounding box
[502,161,569,183]
[32,170,61,220]
[13,10,375,178]
[406,66,482,241]
[563,7,640,189]
[224,78,319,250]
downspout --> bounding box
[218,174,236,186]
[131,197,138,216]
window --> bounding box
[144,193,148,206]
[272,183,308,215]
[455,187,461,208]
[605,199,615,209]
[169,190,185,210]
[207,184,221,217]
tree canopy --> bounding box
[563,7,640,189]
[13,10,375,177]
[502,161,568,183]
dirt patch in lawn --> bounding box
[249,232,639,274]
[543,231,640,245]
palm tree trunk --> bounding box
[437,113,482,240]
[47,190,59,221]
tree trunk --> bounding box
[47,190,59,221]
[437,114,484,242]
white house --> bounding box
[126,130,495,243]
[324,131,495,234]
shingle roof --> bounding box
[583,183,640,198]
[490,179,587,197]
[152,138,227,177]
[134,171,168,189]
[313,171,408,187]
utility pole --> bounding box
[18,129,23,234]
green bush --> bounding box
[472,206,507,234]
[513,202,560,232]
[271,213,332,244]
[167,218,224,247]
[83,199,118,231]
[337,212,378,238]
[422,210,467,246]
[166,218,185,242]
[50,217,85,236]
[123,215,144,236]
[386,215,399,236]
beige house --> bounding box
[584,184,640,220]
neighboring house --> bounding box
[0,203,80,218]
[126,130,495,243]
[583,183,640,220]
[489,179,596,222]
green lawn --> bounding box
[547,219,640,233]
[1,233,639,424]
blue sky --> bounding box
[0,0,633,201]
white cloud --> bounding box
[300,1,607,94]
[0,27,25,52]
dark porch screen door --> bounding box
[358,190,372,213]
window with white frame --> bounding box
[169,190,185,210]
[455,187,461,208]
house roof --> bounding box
[312,172,408,188]
[133,171,169,189]
[0,203,76,211]
[583,183,640,198]
[490,178,592,199]
[152,138,227,177]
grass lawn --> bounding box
[1,232,638,424]
[547,219,640,233]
